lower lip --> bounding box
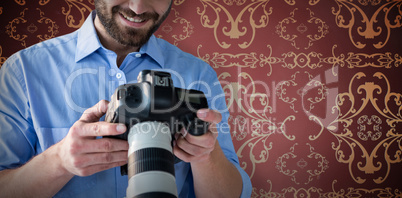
[119,13,147,28]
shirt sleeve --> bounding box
[200,69,253,198]
[0,55,37,170]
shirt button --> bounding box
[135,53,141,58]
[116,73,122,79]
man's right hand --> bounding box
[57,100,129,176]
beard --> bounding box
[95,0,171,48]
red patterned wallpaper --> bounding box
[1,0,402,197]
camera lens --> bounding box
[126,122,177,198]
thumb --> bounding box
[80,100,109,122]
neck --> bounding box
[94,15,139,67]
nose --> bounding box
[129,0,150,15]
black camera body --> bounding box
[105,70,209,139]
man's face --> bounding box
[95,0,171,47]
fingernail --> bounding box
[197,109,208,118]
[116,124,126,133]
[174,133,180,140]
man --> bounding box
[0,0,252,197]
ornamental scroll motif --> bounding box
[281,0,321,5]
[0,46,5,68]
[319,45,400,76]
[276,8,329,50]
[197,45,280,76]
[39,0,51,6]
[157,8,194,46]
[5,8,28,48]
[327,72,402,184]
[199,44,401,77]
[197,0,272,49]
[14,0,25,5]
[251,180,402,197]
[5,8,59,48]
[219,72,296,178]
[36,8,59,41]
[332,0,402,49]
[275,143,329,185]
[276,71,328,113]
[174,0,186,5]
[62,0,93,28]
[281,45,401,75]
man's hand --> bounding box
[173,109,243,197]
[57,100,129,176]
[173,109,222,164]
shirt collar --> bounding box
[75,11,101,62]
[75,11,165,68]
[138,35,165,68]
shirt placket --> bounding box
[104,51,128,98]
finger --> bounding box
[173,142,210,163]
[78,138,129,153]
[197,109,222,124]
[175,135,207,156]
[75,160,127,177]
[71,150,128,168]
[179,128,217,148]
[80,100,109,122]
[173,142,196,163]
[73,121,126,138]
[207,123,219,135]
[84,151,128,167]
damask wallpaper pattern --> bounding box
[1,0,401,197]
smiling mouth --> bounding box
[120,13,145,23]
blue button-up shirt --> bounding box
[0,11,251,197]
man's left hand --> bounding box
[173,109,221,163]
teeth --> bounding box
[122,14,144,23]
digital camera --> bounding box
[105,70,209,198]
[105,70,209,140]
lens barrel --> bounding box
[126,122,178,198]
